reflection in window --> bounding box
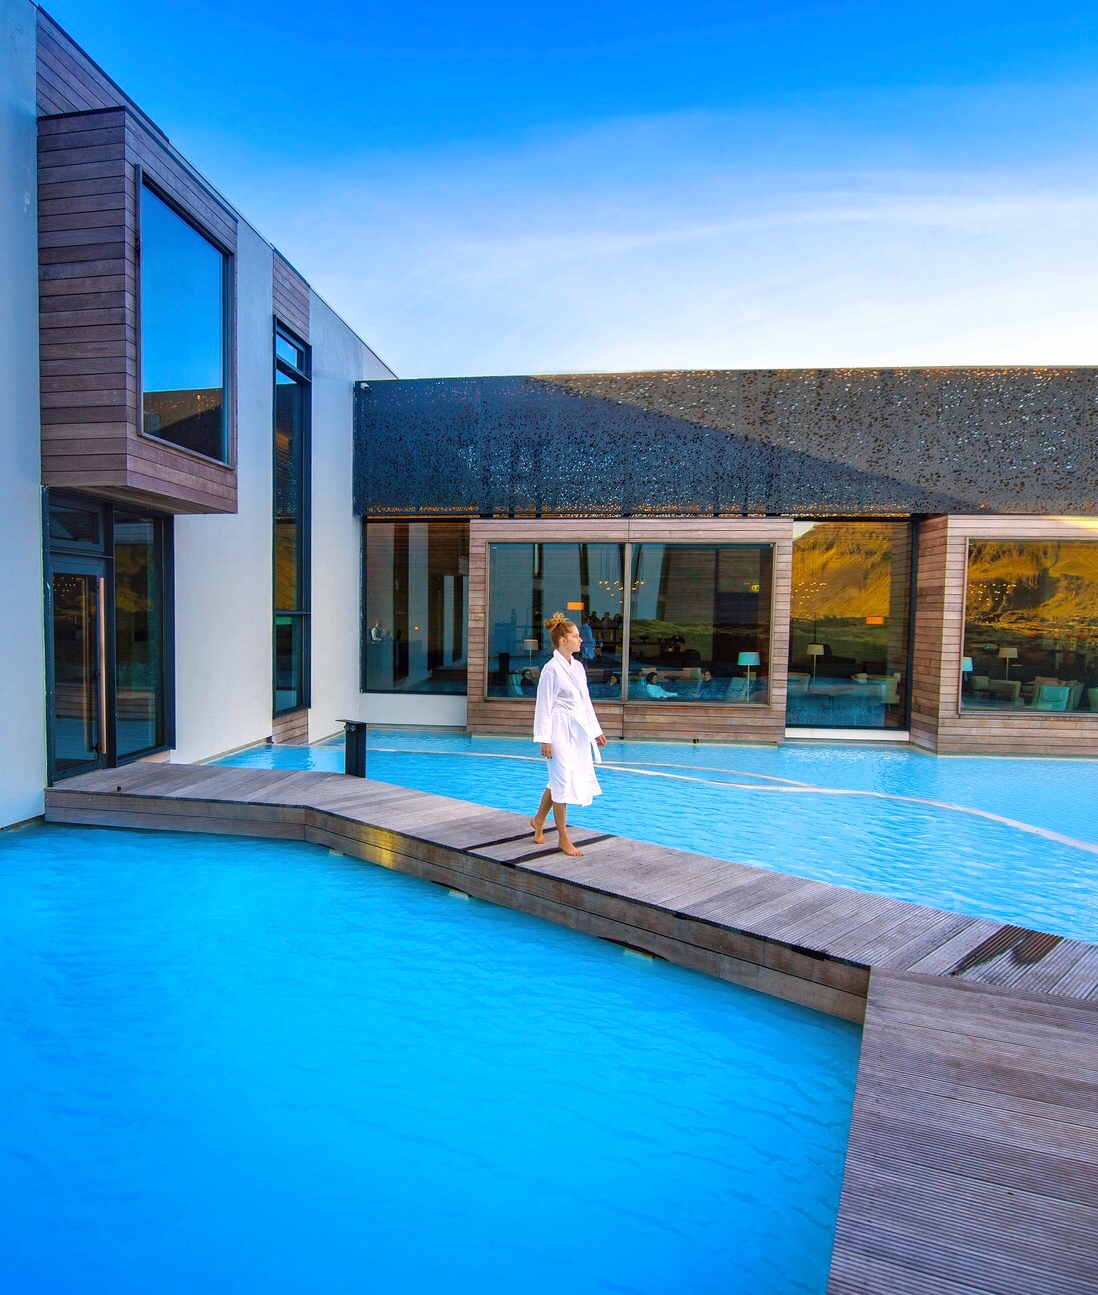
[274,327,309,713]
[275,614,306,713]
[365,523,470,694]
[486,543,624,699]
[114,514,166,758]
[48,502,101,548]
[628,545,772,704]
[962,540,1098,713]
[787,522,911,729]
[140,185,227,461]
[52,571,102,774]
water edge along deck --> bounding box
[45,763,1098,1295]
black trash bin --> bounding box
[343,720,367,778]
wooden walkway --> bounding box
[830,971,1098,1295]
[44,762,1098,1294]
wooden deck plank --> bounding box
[864,911,990,970]
[1049,944,1098,999]
[829,969,1098,1295]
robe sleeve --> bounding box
[533,662,558,743]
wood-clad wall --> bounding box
[273,253,310,342]
[36,12,240,515]
[911,516,1098,755]
[271,708,310,745]
[36,11,130,116]
[38,106,238,514]
[38,109,133,493]
[467,518,793,743]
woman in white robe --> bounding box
[530,612,606,857]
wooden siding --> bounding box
[466,518,794,742]
[911,516,1098,755]
[35,11,132,116]
[37,106,238,514]
[271,708,310,745]
[273,252,310,343]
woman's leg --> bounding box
[551,800,582,856]
[530,787,553,843]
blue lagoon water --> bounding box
[0,824,860,1295]
[217,732,1098,943]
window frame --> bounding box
[136,168,235,468]
[44,491,176,783]
[959,535,1098,717]
[484,538,778,705]
[272,320,312,716]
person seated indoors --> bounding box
[642,670,677,699]
[590,672,621,699]
[520,668,538,696]
[692,668,724,699]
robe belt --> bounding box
[555,702,603,764]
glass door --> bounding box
[50,562,107,776]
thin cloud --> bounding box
[222,113,1098,376]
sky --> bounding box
[42,0,1098,376]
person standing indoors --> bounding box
[579,615,596,663]
[530,612,607,857]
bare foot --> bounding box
[559,837,584,857]
[530,817,545,844]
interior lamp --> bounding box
[807,643,824,681]
[998,645,1018,679]
[961,656,973,673]
[738,650,761,694]
[523,637,539,665]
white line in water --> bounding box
[367,745,1098,859]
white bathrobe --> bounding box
[533,650,604,807]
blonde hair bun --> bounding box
[544,610,577,647]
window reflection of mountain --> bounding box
[790,523,898,621]
[965,541,1098,632]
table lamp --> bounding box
[523,637,539,665]
[807,643,824,682]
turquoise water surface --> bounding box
[0,823,860,1295]
[217,732,1098,942]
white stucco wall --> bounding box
[358,691,468,729]
[171,224,274,761]
[0,0,47,827]
[307,293,394,740]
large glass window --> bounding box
[486,543,624,699]
[787,522,911,729]
[484,542,771,703]
[140,184,228,462]
[274,326,310,713]
[962,540,1098,713]
[365,523,470,694]
[628,545,772,703]
[114,514,169,758]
